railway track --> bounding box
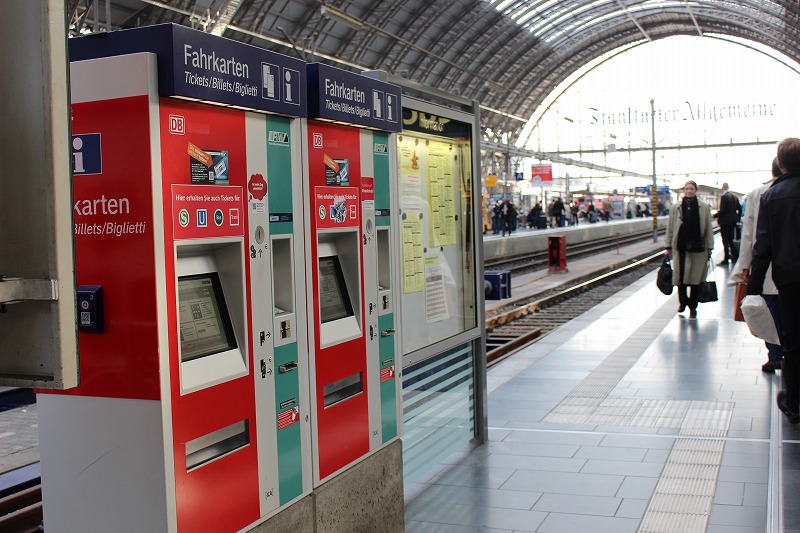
[485,252,664,367]
[484,227,666,275]
[0,483,42,533]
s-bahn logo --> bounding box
[268,131,289,144]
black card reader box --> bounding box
[77,285,104,333]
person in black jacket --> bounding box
[551,197,565,227]
[748,138,800,424]
[713,182,742,265]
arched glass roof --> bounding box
[68,1,800,144]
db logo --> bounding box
[169,114,185,135]
[313,132,323,148]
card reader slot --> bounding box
[323,372,363,408]
[185,420,249,471]
[278,361,298,373]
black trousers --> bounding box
[720,224,738,262]
[677,250,699,310]
[678,284,699,310]
[779,283,800,411]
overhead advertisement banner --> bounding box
[306,63,402,132]
[69,24,307,116]
[530,164,553,185]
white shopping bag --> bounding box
[740,295,780,345]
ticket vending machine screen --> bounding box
[178,273,238,362]
[319,256,354,324]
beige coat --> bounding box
[665,199,714,286]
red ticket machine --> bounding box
[303,64,402,482]
[38,25,310,532]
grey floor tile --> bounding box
[723,440,769,455]
[573,445,647,462]
[492,408,548,422]
[615,498,648,519]
[532,493,621,516]
[514,421,600,432]
[615,476,658,498]
[713,481,744,505]
[717,465,769,484]
[480,454,586,473]
[483,440,580,458]
[742,482,767,507]
[708,504,767,527]
[405,520,513,533]
[642,448,671,463]
[432,464,517,489]
[502,430,604,446]
[706,526,767,533]
[408,484,541,511]
[501,469,624,497]
[722,451,768,468]
[599,434,675,450]
[580,459,665,477]
[535,512,640,533]
[489,428,513,441]
[410,502,547,532]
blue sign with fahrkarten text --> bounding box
[69,24,307,117]
[306,63,401,132]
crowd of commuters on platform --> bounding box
[746,137,800,424]
[731,159,782,374]
[488,193,668,237]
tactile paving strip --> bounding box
[538,298,734,532]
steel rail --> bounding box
[485,251,665,366]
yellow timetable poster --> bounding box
[402,215,424,293]
[427,141,456,246]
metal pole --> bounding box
[504,149,509,201]
[651,99,657,242]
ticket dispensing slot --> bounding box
[185,420,250,471]
[176,240,247,394]
[377,228,392,315]
[271,236,296,346]
[323,372,363,408]
[317,235,361,348]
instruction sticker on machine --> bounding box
[188,142,229,185]
[314,186,359,228]
[277,406,300,430]
[424,254,449,322]
[323,154,349,186]
[172,184,244,239]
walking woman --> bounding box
[665,180,714,318]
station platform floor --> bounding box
[405,260,798,533]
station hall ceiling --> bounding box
[69,1,800,145]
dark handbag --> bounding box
[657,256,673,295]
[698,258,718,303]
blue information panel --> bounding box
[307,63,401,132]
[69,24,307,117]
[634,186,671,194]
